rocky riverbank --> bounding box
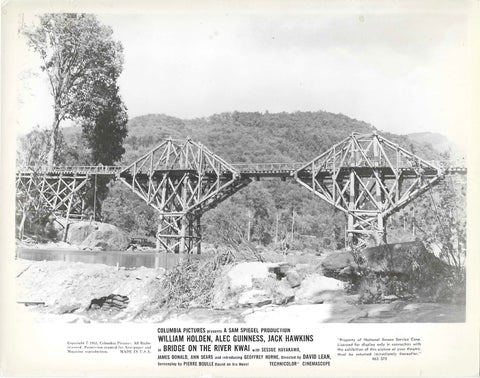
[15,258,465,323]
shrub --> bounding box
[350,244,465,304]
[161,249,236,309]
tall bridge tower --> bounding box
[118,139,251,254]
[294,132,450,248]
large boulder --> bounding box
[211,262,295,309]
[66,222,97,245]
[226,262,274,290]
[362,241,449,275]
[81,224,130,251]
[66,221,130,251]
[237,289,272,307]
[321,252,358,280]
[285,269,302,288]
[237,280,295,307]
[272,279,295,304]
[321,241,450,280]
[212,262,275,309]
[295,274,346,304]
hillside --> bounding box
[119,112,440,165]
[406,131,463,159]
[60,111,441,165]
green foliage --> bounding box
[17,126,73,168]
[57,131,93,166]
[16,126,50,167]
[81,92,128,165]
[118,111,438,165]
[203,181,346,250]
[22,13,125,166]
[391,173,467,268]
[101,182,158,238]
[423,177,466,269]
[161,251,235,309]
[80,90,128,216]
[204,201,250,246]
[21,14,128,219]
[16,202,51,240]
[23,13,124,122]
[350,244,465,305]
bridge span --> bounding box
[16,132,466,253]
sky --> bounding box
[15,5,472,152]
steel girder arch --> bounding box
[293,132,445,249]
[118,138,251,254]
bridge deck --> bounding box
[16,164,466,178]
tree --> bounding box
[424,178,466,269]
[22,13,124,167]
[17,126,51,168]
[17,125,76,168]
[79,84,128,217]
[204,201,250,246]
[102,182,158,237]
[81,89,128,165]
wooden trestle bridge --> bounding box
[16,132,467,253]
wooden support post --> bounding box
[412,208,416,236]
[196,214,201,255]
[274,213,279,244]
[247,209,252,242]
[377,213,386,245]
[62,178,75,242]
[93,174,97,221]
[156,184,167,251]
[373,134,380,167]
[347,170,355,246]
[179,176,189,254]
[396,177,402,203]
[156,222,162,251]
[375,178,382,207]
[291,210,295,245]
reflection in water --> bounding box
[16,248,202,270]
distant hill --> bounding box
[59,111,442,166]
[406,132,463,159]
[113,111,440,165]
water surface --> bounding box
[16,248,202,269]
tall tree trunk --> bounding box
[47,111,61,169]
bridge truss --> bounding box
[15,170,90,238]
[294,132,446,248]
[118,139,251,253]
[16,132,466,252]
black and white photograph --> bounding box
[1,0,479,376]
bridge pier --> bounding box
[118,138,246,254]
[376,214,387,245]
[156,211,201,254]
[295,132,445,249]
